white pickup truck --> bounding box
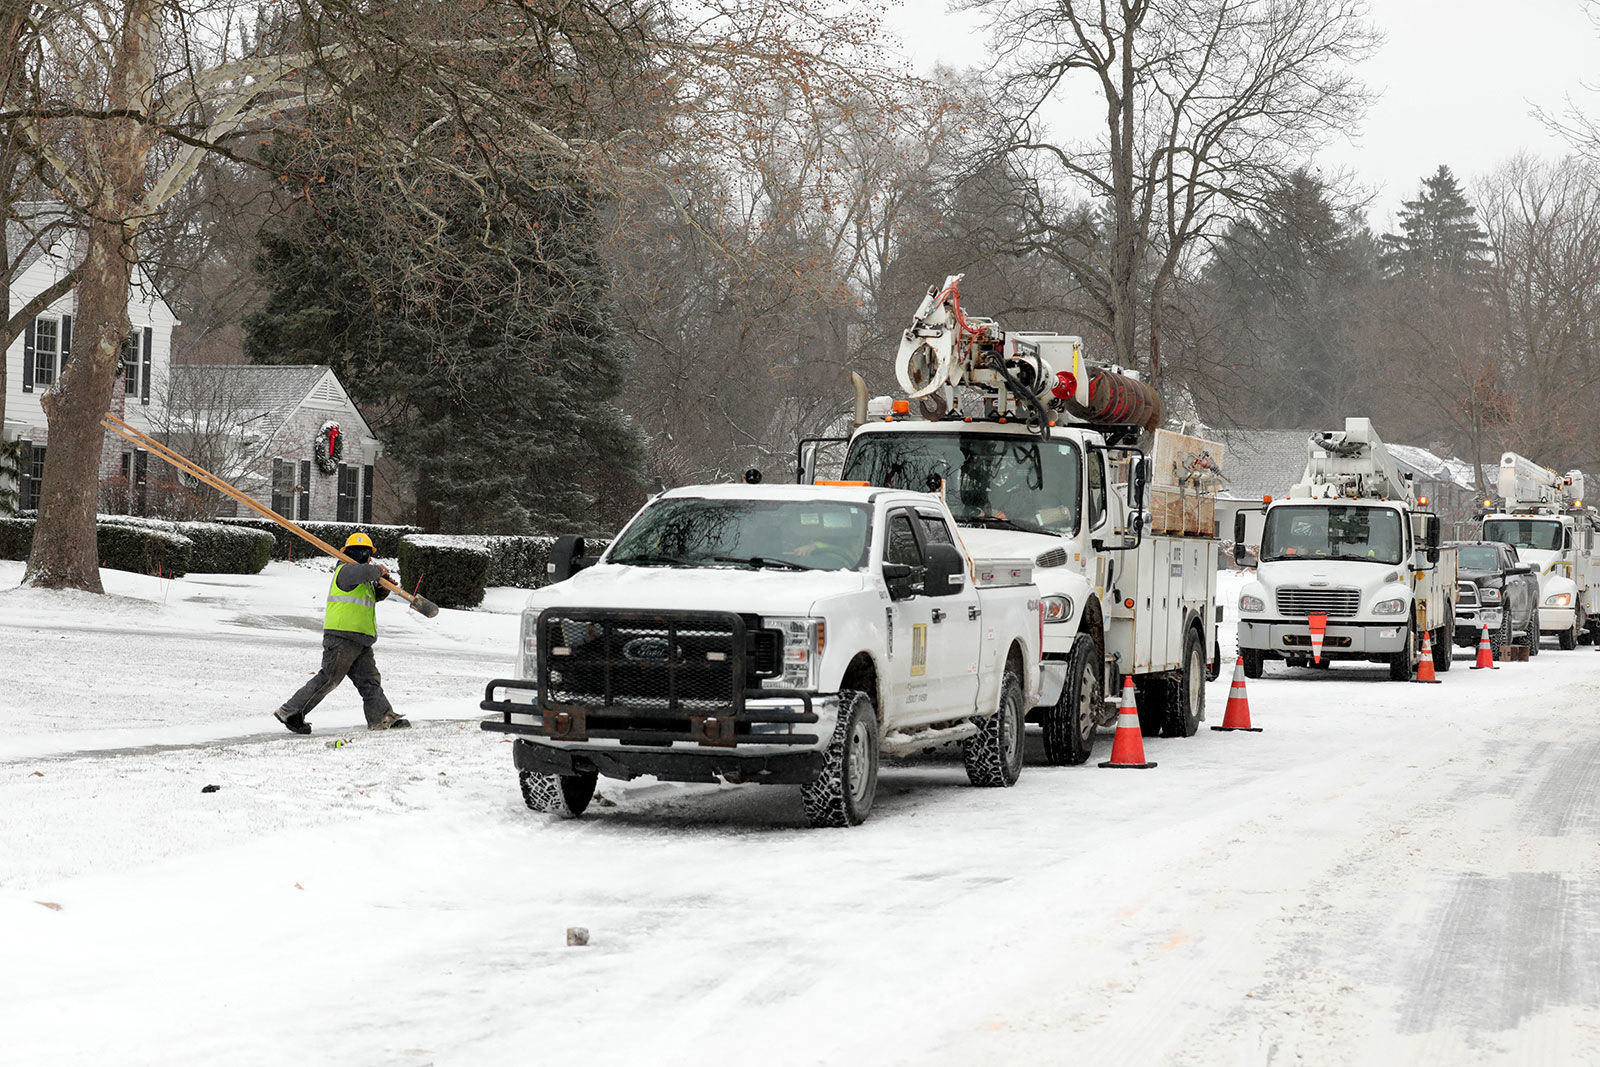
[480,483,1043,827]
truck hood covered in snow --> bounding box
[954,526,1070,567]
[523,563,874,617]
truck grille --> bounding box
[1275,587,1362,618]
[1457,581,1478,608]
[540,609,748,714]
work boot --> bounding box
[275,707,312,735]
[368,711,411,731]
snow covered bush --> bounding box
[215,518,422,560]
[179,524,274,574]
[398,535,491,609]
[97,523,193,577]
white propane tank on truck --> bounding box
[1233,418,1457,681]
[802,274,1224,767]
[1480,453,1600,649]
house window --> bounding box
[272,459,295,516]
[121,331,141,395]
[20,445,45,511]
[33,318,59,386]
[336,464,358,523]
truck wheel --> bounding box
[1559,613,1579,650]
[1388,621,1416,681]
[964,670,1026,787]
[1433,616,1453,673]
[1241,647,1264,680]
[519,768,598,818]
[1208,638,1222,682]
[1042,639,1101,766]
[1160,627,1205,738]
[1491,612,1511,659]
[1528,611,1541,656]
[802,690,879,827]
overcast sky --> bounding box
[884,0,1598,228]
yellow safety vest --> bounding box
[324,564,377,637]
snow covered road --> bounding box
[3,562,1599,1065]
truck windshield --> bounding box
[608,498,871,571]
[1456,545,1503,572]
[1260,505,1404,564]
[841,432,1082,535]
[1482,519,1563,551]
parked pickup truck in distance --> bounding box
[1449,540,1540,659]
[480,483,1043,828]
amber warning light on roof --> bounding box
[814,480,870,487]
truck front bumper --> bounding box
[1238,618,1409,658]
[1455,606,1503,645]
[1540,606,1576,633]
[480,679,837,785]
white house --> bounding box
[4,212,179,510]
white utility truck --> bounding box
[1234,418,1457,680]
[480,483,1043,828]
[810,276,1223,768]
[1481,453,1600,648]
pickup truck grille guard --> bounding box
[479,609,818,748]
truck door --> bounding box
[883,510,940,724]
[916,509,983,717]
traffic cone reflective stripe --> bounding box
[1470,623,1498,669]
[1213,656,1263,732]
[1416,630,1441,683]
[1308,612,1327,664]
[1099,676,1157,769]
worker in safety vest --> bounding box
[274,532,409,734]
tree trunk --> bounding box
[23,0,157,590]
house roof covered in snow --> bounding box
[5,203,75,279]
[1214,429,1316,501]
[170,364,377,453]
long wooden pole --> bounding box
[100,412,440,618]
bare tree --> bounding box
[970,0,1378,384]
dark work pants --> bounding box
[281,634,394,725]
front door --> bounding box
[883,510,941,725]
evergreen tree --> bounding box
[1380,165,1490,281]
[243,127,645,534]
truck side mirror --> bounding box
[547,535,593,585]
[1129,457,1150,509]
[921,543,965,597]
[881,561,925,599]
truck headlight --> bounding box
[1372,598,1406,616]
[519,614,539,679]
[1478,587,1502,604]
[1545,592,1572,607]
[1041,595,1074,622]
[762,616,825,690]
[1239,594,1265,613]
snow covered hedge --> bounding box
[0,517,274,575]
[100,516,274,575]
[214,518,422,561]
[393,533,616,608]
[397,535,492,609]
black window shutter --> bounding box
[58,314,72,368]
[134,448,148,514]
[362,464,374,524]
[271,458,284,514]
[140,327,152,404]
[18,440,32,510]
[298,460,311,521]
[21,321,34,392]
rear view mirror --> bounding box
[547,535,595,585]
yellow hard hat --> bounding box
[343,532,375,550]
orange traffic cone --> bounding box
[1308,612,1328,664]
[1415,630,1441,683]
[1099,676,1157,769]
[1470,623,1498,669]
[1212,656,1263,732]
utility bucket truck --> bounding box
[1480,453,1600,649]
[804,275,1224,768]
[1234,419,1457,680]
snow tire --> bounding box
[802,690,878,828]
[1241,647,1265,680]
[1041,638,1101,766]
[1159,627,1205,738]
[1559,611,1580,651]
[964,670,1025,787]
[1529,610,1541,656]
[1491,610,1512,660]
[1388,620,1416,682]
[520,768,598,818]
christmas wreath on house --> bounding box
[315,421,344,474]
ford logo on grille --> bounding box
[623,636,675,662]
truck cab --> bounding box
[1480,453,1600,649]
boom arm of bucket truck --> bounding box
[893,274,1162,435]
[1497,452,1585,511]
[1291,418,1414,505]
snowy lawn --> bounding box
[3,563,1599,1065]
